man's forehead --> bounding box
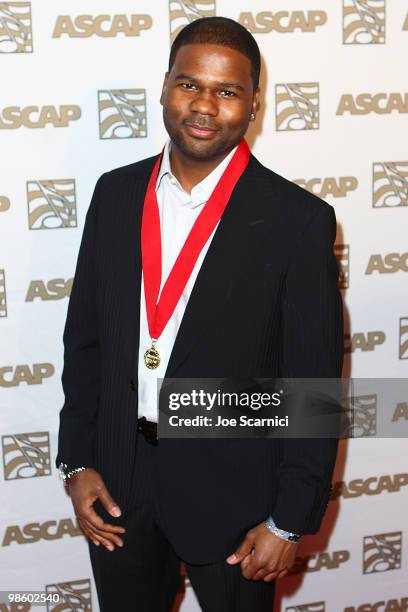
[173,43,249,65]
[170,44,252,80]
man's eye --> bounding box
[180,83,197,90]
[220,90,236,98]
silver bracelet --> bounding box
[58,462,87,483]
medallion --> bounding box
[144,340,160,369]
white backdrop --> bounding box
[1,1,407,610]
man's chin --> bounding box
[173,135,227,161]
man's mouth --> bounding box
[183,122,220,139]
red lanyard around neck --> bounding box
[141,139,250,367]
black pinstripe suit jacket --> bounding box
[56,152,344,563]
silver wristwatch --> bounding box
[265,516,301,543]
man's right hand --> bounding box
[67,468,126,551]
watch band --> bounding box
[265,516,301,543]
[58,462,87,483]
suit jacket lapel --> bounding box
[127,157,158,379]
[164,155,276,377]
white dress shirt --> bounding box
[137,141,237,422]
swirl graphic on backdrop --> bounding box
[341,394,377,438]
[363,532,402,573]
[98,89,147,139]
[2,432,51,479]
[0,1,32,53]
[275,83,319,131]
[286,603,325,612]
[334,244,350,289]
[373,162,408,208]
[169,0,216,43]
[343,0,385,44]
[399,317,408,360]
[0,195,10,211]
[27,179,77,230]
[45,579,92,612]
[0,268,6,317]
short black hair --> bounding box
[168,17,261,89]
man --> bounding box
[56,16,344,612]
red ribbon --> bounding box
[141,139,250,341]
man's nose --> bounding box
[189,91,218,116]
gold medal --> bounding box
[144,339,160,369]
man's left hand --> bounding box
[226,522,299,582]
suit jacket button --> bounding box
[130,379,136,392]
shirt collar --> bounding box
[155,140,238,209]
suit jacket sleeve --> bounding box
[55,174,105,470]
[272,203,344,535]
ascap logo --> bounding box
[392,402,408,421]
[341,394,377,438]
[334,244,350,289]
[2,432,51,479]
[0,269,7,317]
[276,83,319,131]
[294,177,358,199]
[345,597,408,612]
[363,531,402,574]
[337,93,408,115]
[0,363,54,387]
[343,0,385,44]
[98,89,147,139]
[332,473,408,499]
[25,278,73,301]
[366,253,408,274]
[0,195,10,212]
[45,579,92,611]
[239,11,327,34]
[373,162,408,208]
[2,518,83,546]
[169,0,216,44]
[290,550,349,574]
[0,105,81,129]
[52,14,152,38]
[26,179,77,230]
[286,603,325,612]
[0,2,32,53]
[399,317,408,359]
[344,331,385,353]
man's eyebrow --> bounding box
[174,74,244,91]
[218,81,244,91]
[174,73,198,82]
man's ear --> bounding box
[160,72,169,106]
[252,87,261,115]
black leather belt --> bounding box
[137,416,158,445]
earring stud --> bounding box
[251,113,255,120]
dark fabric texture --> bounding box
[88,433,181,612]
[89,433,276,612]
[56,152,344,563]
[185,560,275,612]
